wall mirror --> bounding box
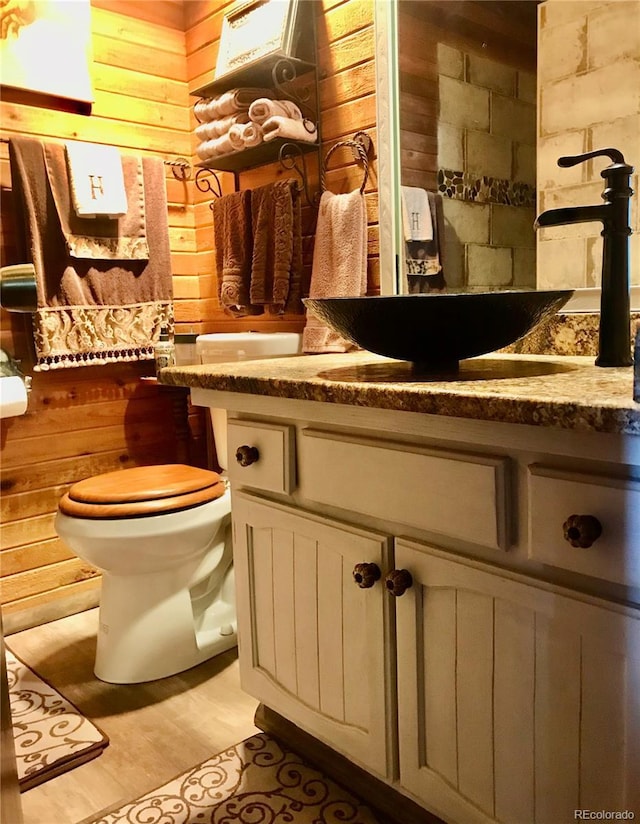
[376,0,538,297]
[375,0,639,309]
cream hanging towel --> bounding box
[64,141,128,218]
[303,189,367,353]
[401,185,433,241]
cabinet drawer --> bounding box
[299,429,511,551]
[226,419,296,494]
[528,465,640,589]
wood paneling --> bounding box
[0,0,379,624]
[185,0,379,326]
[0,1,191,624]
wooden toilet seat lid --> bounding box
[58,464,227,519]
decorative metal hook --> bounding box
[195,167,224,210]
[278,142,314,207]
[271,58,314,118]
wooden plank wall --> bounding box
[0,0,194,631]
[1,0,379,630]
[183,0,380,333]
[316,0,380,294]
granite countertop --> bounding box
[159,350,640,436]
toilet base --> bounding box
[93,530,237,684]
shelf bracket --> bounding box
[279,142,314,207]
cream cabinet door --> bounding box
[395,539,640,824]
[232,491,394,779]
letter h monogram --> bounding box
[88,174,104,200]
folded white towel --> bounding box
[262,116,317,144]
[64,141,128,218]
[212,132,237,156]
[248,98,302,125]
[194,97,215,122]
[195,88,271,121]
[195,113,250,142]
[195,121,215,141]
[196,134,238,160]
[196,140,217,160]
[401,185,433,241]
[228,123,248,151]
[242,122,264,148]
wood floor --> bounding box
[4,608,259,824]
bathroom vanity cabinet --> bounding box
[162,353,640,824]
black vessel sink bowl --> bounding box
[303,291,574,373]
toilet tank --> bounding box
[195,332,301,470]
[196,332,301,364]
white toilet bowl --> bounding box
[55,332,301,684]
[55,465,235,683]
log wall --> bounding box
[0,0,379,630]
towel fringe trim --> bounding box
[33,347,156,371]
[31,302,173,371]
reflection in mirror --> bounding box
[378,1,640,306]
[397,0,538,294]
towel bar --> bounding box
[320,132,373,195]
[164,157,191,180]
[194,145,315,210]
[3,136,192,182]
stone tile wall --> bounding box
[537,0,640,290]
[436,44,537,290]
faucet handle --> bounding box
[558,148,633,172]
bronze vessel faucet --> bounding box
[534,148,634,367]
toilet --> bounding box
[55,332,301,684]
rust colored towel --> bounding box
[212,190,261,317]
[286,183,304,314]
[9,137,173,371]
[303,189,368,353]
[250,180,302,315]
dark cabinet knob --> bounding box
[235,445,259,467]
[385,569,413,597]
[562,514,603,548]
[353,562,381,589]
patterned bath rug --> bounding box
[5,648,109,791]
[90,731,383,824]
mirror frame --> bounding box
[374,0,403,296]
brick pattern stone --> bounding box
[436,43,536,290]
[537,0,640,291]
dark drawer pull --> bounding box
[353,562,381,589]
[385,569,413,597]
[562,514,603,548]
[235,445,260,467]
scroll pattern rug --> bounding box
[92,732,382,824]
[5,649,109,791]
